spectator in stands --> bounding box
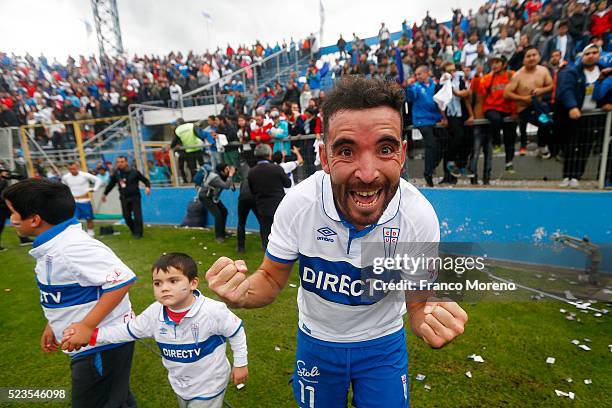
[250,113,273,144]
[533,20,555,57]
[283,79,300,107]
[300,84,313,114]
[198,163,235,243]
[268,110,290,156]
[406,66,445,187]
[544,20,575,63]
[478,55,516,176]
[568,1,589,51]
[555,44,606,188]
[169,80,182,108]
[504,46,554,160]
[0,103,18,126]
[509,34,530,71]
[337,35,347,59]
[471,42,491,73]
[590,0,611,39]
[379,22,391,48]
[462,32,482,69]
[493,26,517,62]
[475,6,490,38]
[444,62,475,180]
[523,11,542,43]
[306,65,321,99]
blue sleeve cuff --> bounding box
[265,250,297,265]
[101,276,137,293]
[126,321,140,340]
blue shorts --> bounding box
[292,328,409,408]
[74,202,94,220]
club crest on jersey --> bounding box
[106,269,125,284]
[383,227,400,258]
[191,323,200,346]
[316,227,336,242]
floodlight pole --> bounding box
[91,0,125,58]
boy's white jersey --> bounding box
[266,171,440,344]
[29,220,136,357]
[61,171,102,203]
[96,291,246,400]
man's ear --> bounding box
[30,214,43,229]
[319,142,330,174]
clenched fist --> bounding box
[410,297,468,349]
[206,257,250,307]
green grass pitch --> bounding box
[0,225,610,407]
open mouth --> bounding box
[350,189,381,208]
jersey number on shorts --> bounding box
[298,379,315,408]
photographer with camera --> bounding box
[198,163,236,243]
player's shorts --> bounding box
[292,328,409,408]
[74,202,94,220]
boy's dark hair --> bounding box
[321,76,404,141]
[151,252,198,281]
[2,178,75,225]
[524,45,539,54]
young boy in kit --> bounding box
[2,178,137,408]
[63,252,248,408]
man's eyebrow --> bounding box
[377,135,401,147]
[331,137,357,150]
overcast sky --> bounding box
[1,0,483,60]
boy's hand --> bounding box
[61,322,94,352]
[41,324,59,353]
[231,366,249,385]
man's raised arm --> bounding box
[206,255,293,308]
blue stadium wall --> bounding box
[140,187,612,273]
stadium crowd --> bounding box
[1,0,612,190]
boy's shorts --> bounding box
[71,342,136,408]
[177,390,226,408]
[292,328,409,408]
[74,202,94,220]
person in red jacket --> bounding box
[590,1,611,38]
[250,113,273,143]
[477,55,516,172]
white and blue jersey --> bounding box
[28,219,136,358]
[95,291,247,401]
[266,171,439,407]
[267,171,440,344]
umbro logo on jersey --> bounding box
[159,327,168,335]
[316,227,336,242]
